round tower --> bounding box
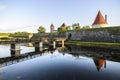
[92,11,108,28]
[50,24,54,33]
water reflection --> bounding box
[93,57,106,72]
[0,45,57,67]
[58,45,120,62]
[11,50,21,57]
[58,45,120,72]
[0,45,120,80]
[0,45,120,69]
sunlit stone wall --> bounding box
[65,27,120,42]
[32,27,120,43]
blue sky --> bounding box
[0,0,120,33]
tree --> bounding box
[9,32,30,36]
[57,25,69,33]
[72,23,81,30]
[82,25,90,29]
[67,26,71,30]
[57,23,70,33]
[75,26,80,30]
[38,26,46,33]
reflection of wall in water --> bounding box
[58,45,120,62]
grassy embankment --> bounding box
[0,33,11,41]
[65,40,120,50]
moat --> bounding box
[0,44,120,80]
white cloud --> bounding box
[0,4,6,11]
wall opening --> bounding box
[68,33,72,40]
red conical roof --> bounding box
[92,11,107,25]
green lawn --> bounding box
[65,40,120,50]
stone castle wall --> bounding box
[32,27,120,42]
[32,33,59,40]
[60,27,120,42]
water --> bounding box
[0,44,120,80]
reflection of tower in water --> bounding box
[93,57,106,72]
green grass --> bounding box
[65,40,120,50]
[0,35,9,38]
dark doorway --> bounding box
[68,33,72,40]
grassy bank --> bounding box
[65,40,120,50]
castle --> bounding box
[50,10,108,32]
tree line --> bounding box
[37,23,90,33]
[0,23,90,37]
